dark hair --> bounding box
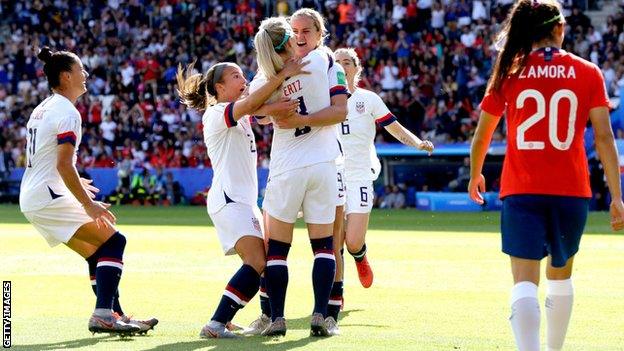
[37,46,79,89]
[487,0,563,92]
[176,61,231,111]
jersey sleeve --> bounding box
[204,102,237,135]
[589,64,610,109]
[370,92,397,127]
[306,49,330,77]
[480,89,506,117]
[328,62,349,98]
[248,74,270,121]
[56,114,81,146]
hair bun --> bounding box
[37,46,53,63]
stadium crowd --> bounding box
[0,0,614,203]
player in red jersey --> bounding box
[468,1,624,350]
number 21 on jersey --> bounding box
[516,89,577,151]
[27,127,37,167]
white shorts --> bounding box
[209,202,264,255]
[345,181,375,215]
[22,196,93,247]
[263,161,337,224]
[336,165,346,207]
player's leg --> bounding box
[344,181,375,288]
[201,235,265,339]
[67,222,141,334]
[262,216,294,336]
[260,168,304,336]
[243,210,272,336]
[303,162,339,337]
[510,257,541,351]
[344,212,372,287]
[502,195,549,351]
[545,256,574,351]
[326,204,345,335]
[543,195,588,351]
[78,237,158,334]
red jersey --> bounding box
[480,48,609,198]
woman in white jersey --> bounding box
[19,47,157,336]
[243,9,349,337]
[334,48,434,288]
[176,58,306,338]
[252,16,347,337]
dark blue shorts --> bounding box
[501,194,589,268]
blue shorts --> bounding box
[501,195,589,268]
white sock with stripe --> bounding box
[546,279,573,351]
[510,281,541,351]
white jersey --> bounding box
[341,88,397,181]
[327,58,349,167]
[203,102,258,214]
[20,94,82,212]
[250,49,340,177]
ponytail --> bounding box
[37,46,79,89]
[176,61,231,111]
[487,0,563,93]
[254,17,292,79]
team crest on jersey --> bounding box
[356,101,365,113]
[252,217,261,232]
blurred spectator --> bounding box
[380,185,406,209]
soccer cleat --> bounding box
[243,314,271,336]
[114,313,159,335]
[325,316,340,336]
[310,313,329,337]
[200,321,238,339]
[261,317,287,337]
[226,321,245,332]
[355,255,374,288]
[88,314,141,336]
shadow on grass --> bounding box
[10,334,136,350]
[143,309,373,351]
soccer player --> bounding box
[244,9,350,337]
[334,48,433,289]
[253,16,347,337]
[176,57,306,338]
[19,47,155,335]
[468,1,624,350]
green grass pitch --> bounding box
[1,205,623,350]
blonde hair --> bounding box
[335,48,362,86]
[254,17,292,79]
[290,8,328,49]
[176,61,232,111]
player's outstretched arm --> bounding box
[234,59,309,121]
[589,106,624,231]
[384,121,434,154]
[273,94,348,129]
[468,111,501,204]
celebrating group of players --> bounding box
[18,0,624,348]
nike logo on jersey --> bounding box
[47,186,63,200]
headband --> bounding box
[539,14,563,26]
[274,31,291,51]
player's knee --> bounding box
[248,259,266,274]
[345,239,361,253]
[244,253,266,274]
[97,232,127,258]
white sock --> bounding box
[545,279,574,351]
[510,281,541,351]
[93,308,112,317]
